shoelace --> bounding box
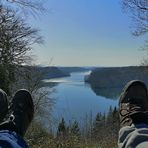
[120,104,143,124]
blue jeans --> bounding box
[118,124,148,148]
[0,130,28,148]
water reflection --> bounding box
[89,84,123,100]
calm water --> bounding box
[48,71,119,122]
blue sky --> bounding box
[30,0,146,67]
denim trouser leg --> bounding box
[0,130,28,148]
[118,124,148,148]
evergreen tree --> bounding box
[106,106,113,124]
[57,118,67,138]
[70,120,80,137]
[92,112,103,139]
[112,107,120,137]
[105,106,119,140]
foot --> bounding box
[119,80,148,128]
[0,89,8,122]
[0,89,34,137]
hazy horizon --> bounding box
[38,64,146,68]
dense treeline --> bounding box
[86,66,148,89]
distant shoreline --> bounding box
[85,66,148,88]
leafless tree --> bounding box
[12,65,55,116]
[122,0,148,36]
[0,7,42,65]
[0,0,45,15]
[0,6,42,93]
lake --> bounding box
[48,71,119,123]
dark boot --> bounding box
[119,80,148,128]
[0,89,8,122]
[0,89,34,137]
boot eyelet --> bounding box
[9,114,15,121]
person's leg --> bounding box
[119,124,148,148]
[118,80,148,148]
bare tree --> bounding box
[0,6,42,93]
[12,65,55,116]
[0,7,42,65]
[0,0,45,15]
[122,0,148,36]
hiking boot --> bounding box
[0,89,34,137]
[11,89,34,136]
[0,89,8,122]
[119,80,148,128]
